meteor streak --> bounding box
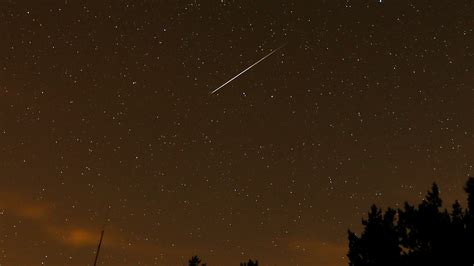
[210,43,286,95]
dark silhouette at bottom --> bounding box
[188,255,206,266]
[187,255,258,266]
[240,259,259,266]
[348,176,474,266]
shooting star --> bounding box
[210,43,286,95]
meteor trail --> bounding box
[210,43,286,95]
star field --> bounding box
[0,0,472,265]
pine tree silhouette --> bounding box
[400,183,451,264]
[464,177,474,264]
[348,205,400,265]
[188,255,202,266]
[348,177,474,266]
[240,259,258,266]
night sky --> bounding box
[0,0,472,265]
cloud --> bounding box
[67,228,99,246]
[48,226,103,247]
[0,190,190,259]
[0,191,50,220]
[0,190,107,248]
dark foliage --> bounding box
[187,255,257,265]
[240,259,259,266]
[348,177,474,266]
[188,255,206,266]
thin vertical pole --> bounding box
[93,204,110,266]
[93,229,105,266]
